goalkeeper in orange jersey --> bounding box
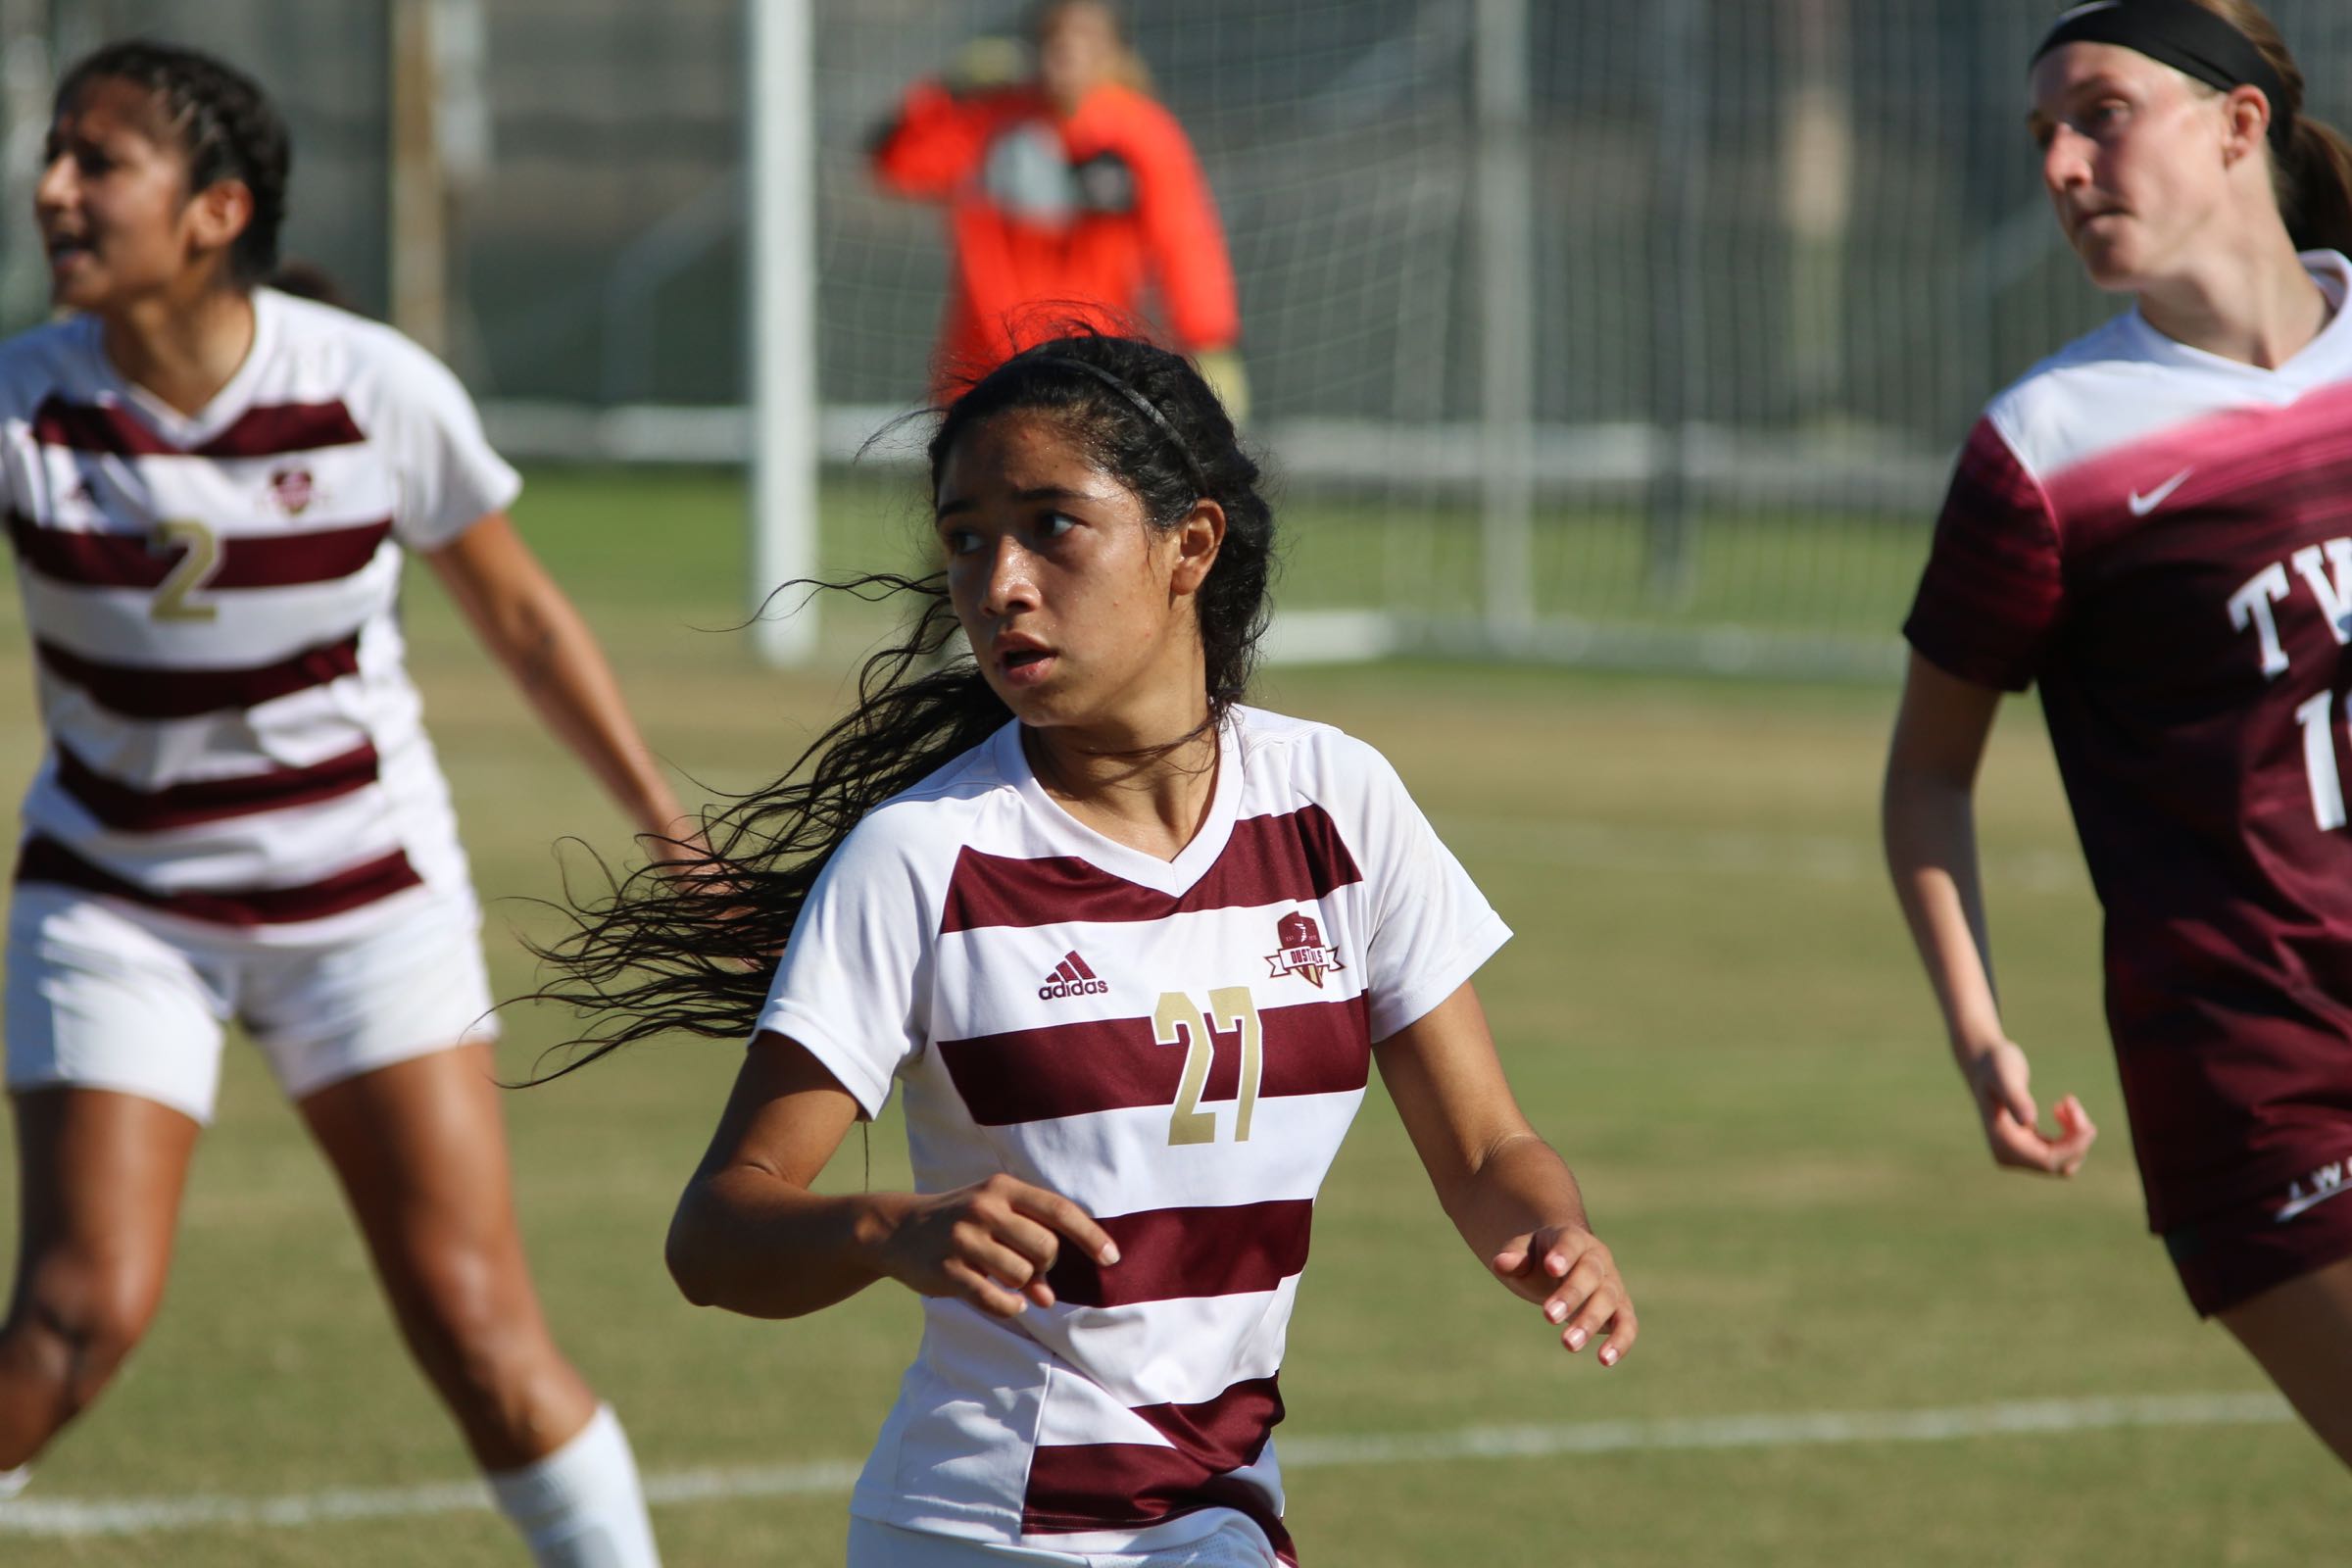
[868,0,1248,417]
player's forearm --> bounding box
[666,1170,907,1318]
[486,588,684,840]
[1439,1131,1594,1260]
[1882,764,2008,1062]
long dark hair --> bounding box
[527,332,1273,1069]
[57,40,291,288]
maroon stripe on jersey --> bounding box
[30,396,366,460]
[1128,1376,1286,1474]
[36,633,362,719]
[1046,1199,1312,1309]
[8,513,393,590]
[940,995,1369,1126]
[1022,1445,1296,1562]
[1903,416,2065,694]
[939,805,1361,933]
[54,741,381,832]
[15,833,422,927]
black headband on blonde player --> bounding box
[2034,0,2293,151]
[55,39,291,287]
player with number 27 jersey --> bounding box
[0,286,505,938]
[1906,249,2352,1238]
[760,707,1507,1560]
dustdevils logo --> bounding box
[1265,909,1344,990]
[269,466,315,514]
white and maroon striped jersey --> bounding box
[758,707,1510,1562]
[1905,250,2352,1231]
[0,289,518,943]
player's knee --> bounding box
[389,1248,548,1410]
[5,1251,166,1401]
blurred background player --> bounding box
[0,41,671,1562]
[537,332,1634,1565]
[868,0,1249,416]
[1886,0,2352,1471]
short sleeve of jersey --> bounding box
[364,330,521,553]
[753,809,937,1117]
[1902,416,2066,693]
[1326,735,1512,1041]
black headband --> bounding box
[1045,356,1211,499]
[2034,0,2294,152]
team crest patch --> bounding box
[269,466,315,514]
[1265,909,1344,990]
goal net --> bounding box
[17,1,2352,674]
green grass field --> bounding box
[0,469,2334,1565]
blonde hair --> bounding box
[1030,0,1155,96]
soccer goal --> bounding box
[38,2,2352,675]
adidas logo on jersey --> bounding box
[1038,951,1109,1000]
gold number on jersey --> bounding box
[1152,988,1264,1147]
[149,520,221,622]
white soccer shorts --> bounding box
[4,883,499,1122]
[846,1518,1281,1567]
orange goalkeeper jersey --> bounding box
[871,78,1240,392]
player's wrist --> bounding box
[1945,1019,2012,1070]
[850,1190,917,1279]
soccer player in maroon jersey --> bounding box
[1886,0,2352,1470]
[537,332,1636,1565]
[0,43,672,1559]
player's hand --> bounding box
[875,1174,1119,1320]
[1966,1039,2096,1177]
[1490,1224,1636,1367]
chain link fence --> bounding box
[9,1,2352,668]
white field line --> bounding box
[0,1392,2289,1540]
[1440,814,2086,895]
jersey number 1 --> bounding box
[1152,988,1262,1146]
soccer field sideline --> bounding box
[0,1390,2293,1541]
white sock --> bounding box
[486,1404,662,1568]
[0,1465,27,1502]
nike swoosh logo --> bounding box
[2275,1180,2352,1224]
[2129,468,2193,516]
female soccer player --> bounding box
[870,0,1247,414]
[540,331,1634,1564]
[1886,0,2352,1469]
[0,42,667,1562]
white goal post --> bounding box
[748,0,820,665]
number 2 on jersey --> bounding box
[1152,988,1262,1146]
[150,520,221,622]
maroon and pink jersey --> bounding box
[758,708,1509,1562]
[0,289,517,942]
[1906,251,2352,1232]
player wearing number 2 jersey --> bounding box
[540,331,1638,1564]
[1886,0,2352,1474]
[6,284,503,935]
[0,43,671,1561]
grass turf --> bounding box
[0,467,2332,1565]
